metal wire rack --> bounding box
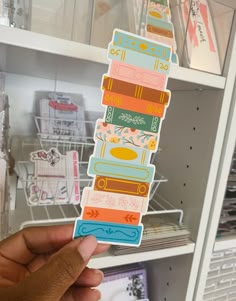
[8,135,184,235]
[34,115,95,145]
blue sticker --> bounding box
[73,220,143,246]
[88,157,155,183]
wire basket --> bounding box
[34,115,95,145]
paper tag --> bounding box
[29,148,80,205]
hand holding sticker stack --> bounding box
[73,29,172,246]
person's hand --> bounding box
[0,224,109,301]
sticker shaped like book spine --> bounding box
[145,0,179,64]
[73,29,172,246]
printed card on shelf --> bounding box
[146,0,179,64]
[148,1,171,22]
[39,92,86,140]
[73,28,173,246]
[179,0,221,74]
[95,119,159,152]
[29,148,80,205]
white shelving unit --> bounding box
[0,2,236,300]
[193,16,236,301]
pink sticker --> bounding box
[109,61,167,91]
[81,188,149,214]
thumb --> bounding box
[17,235,98,301]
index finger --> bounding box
[0,224,109,265]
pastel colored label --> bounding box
[102,91,166,117]
[113,29,171,61]
[95,119,159,152]
[82,188,149,213]
[108,44,170,75]
[105,106,161,134]
[109,61,167,90]
[94,141,151,165]
[147,16,173,31]
[73,220,143,246]
[145,32,176,51]
[148,2,171,22]
[82,207,141,225]
[94,176,150,197]
[88,157,155,183]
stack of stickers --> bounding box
[145,0,178,64]
[73,29,172,246]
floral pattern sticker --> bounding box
[94,119,159,152]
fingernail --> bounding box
[93,289,101,300]
[94,269,104,282]
[77,235,97,261]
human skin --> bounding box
[0,224,109,301]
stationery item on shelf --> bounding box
[112,215,191,255]
[175,0,221,74]
[73,220,143,245]
[102,75,171,104]
[94,176,150,197]
[102,90,166,117]
[145,0,179,64]
[88,157,155,183]
[109,61,168,90]
[25,148,80,205]
[112,29,172,61]
[94,141,151,165]
[81,188,149,214]
[73,28,173,246]
[148,0,171,22]
[95,120,159,151]
[147,16,174,35]
[108,44,171,75]
[98,264,149,300]
[105,106,161,133]
[38,92,86,140]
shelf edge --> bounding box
[0,26,226,89]
[89,243,195,269]
[214,237,236,252]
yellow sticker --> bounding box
[110,147,138,161]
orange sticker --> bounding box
[102,90,165,117]
[82,206,141,225]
